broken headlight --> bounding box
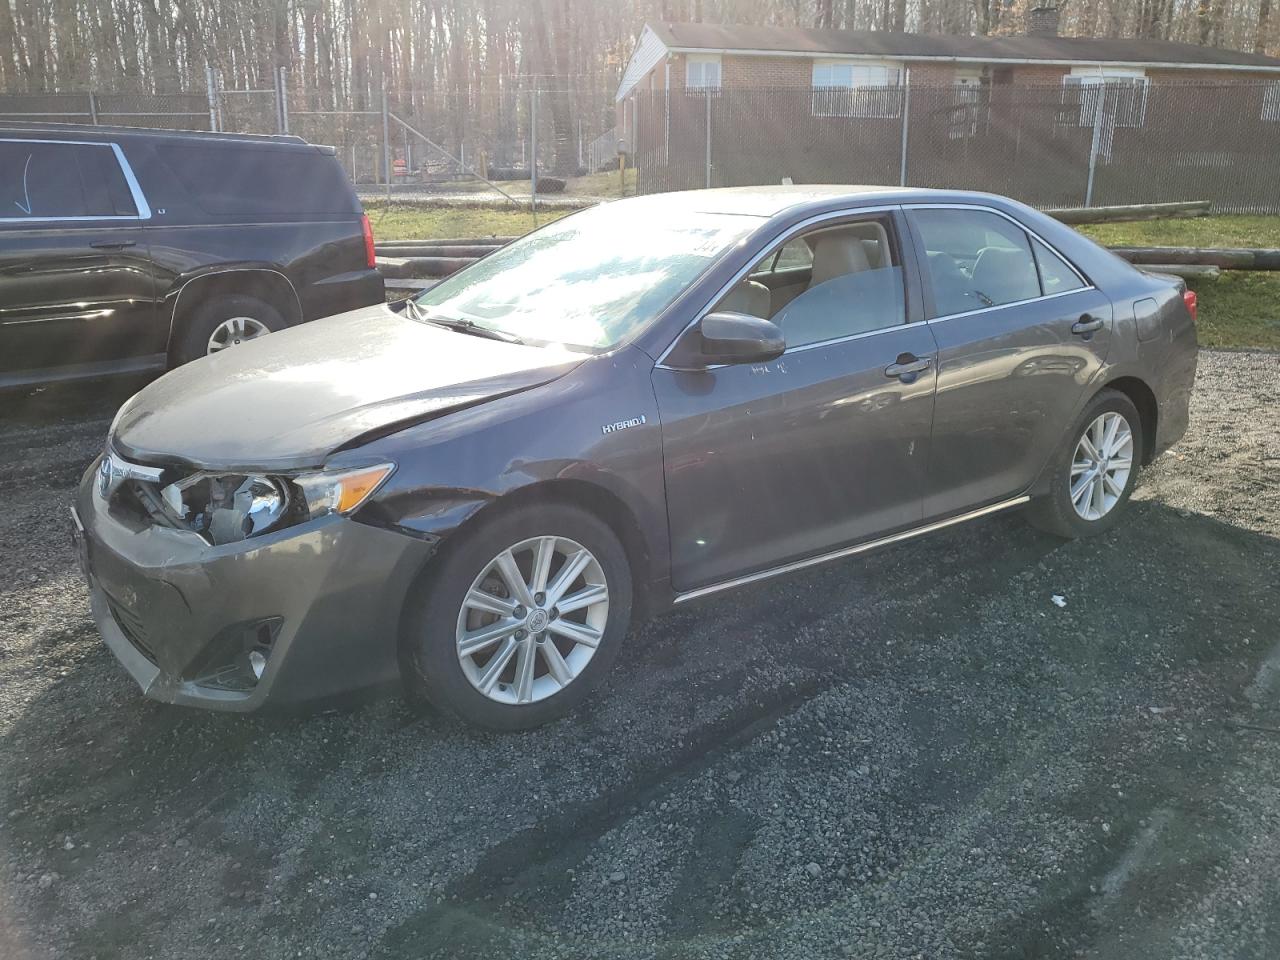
[158,464,394,545]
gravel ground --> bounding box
[1,349,1278,960]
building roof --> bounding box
[646,21,1280,70]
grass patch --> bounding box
[1077,216,1280,352]
[364,202,572,241]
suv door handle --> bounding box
[885,354,933,382]
[90,240,136,249]
[1071,314,1104,336]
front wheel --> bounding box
[401,504,632,730]
[1025,389,1144,539]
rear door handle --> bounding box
[1071,314,1104,336]
[885,354,933,382]
[90,239,136,249]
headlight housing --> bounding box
[157,463,394,545]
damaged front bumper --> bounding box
[74,456,435,711]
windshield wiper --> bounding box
[408,301,525,345]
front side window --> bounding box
[812,60,903,118]
[685,57,722,93]
[0,140,135,219]
[910,208,1041,317]
[714,216,906,348]
[414,202,762,352]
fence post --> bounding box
[1084,84,1104,208]
[704,93,712,189]
[530,85,539,225]
[381,90,391,200]
[899,68,911,187]
[273,66,289,135]
[87,91,99,125]
[204,65,219,132]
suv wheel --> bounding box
[174,294,285,365]
[401,504,632,730]
[1026,388,1143,538]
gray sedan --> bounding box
[74,186,1198,729]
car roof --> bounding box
[0,121,315,150]
[609,184,996,219]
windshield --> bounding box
[412,203,762,351]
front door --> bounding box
[906,206,1113,519]
[0,138,157,383]
[653,211,939,592]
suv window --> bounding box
[716,216,906,348]
[0,141,135,219]
[910,208,1041,317]
[155,144,357,216]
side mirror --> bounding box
[695,312,785,366]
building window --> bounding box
[950,70,984,139]
[1063,69,1149,129]
[1264,81,1280,121]
[685,56,721,94]
[812,60,903,118]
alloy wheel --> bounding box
[455,536,610,705]
[1069,411,1134,521]
[207,316,271,354]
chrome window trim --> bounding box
[655,203,903,370]
[901,202,1095,323]
[0,137,152,222]
[673,495,1031,604]
[781,317,930,355]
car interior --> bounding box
[715,220,906,347]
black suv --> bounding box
[0,123,383,388]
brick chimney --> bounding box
[1026,5,1061,37]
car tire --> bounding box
[400,503,633,731]
[1025,388,1144,539]
[173,294,285,365]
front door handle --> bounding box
[1071,314,1104,336]
[885,353,933,382]
[90,239,136,249]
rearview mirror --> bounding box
[695,312,785,366]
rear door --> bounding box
[906,205,1113,519]
[0,138,157,383]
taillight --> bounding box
[361,213,376,270]
[1182,288,1198,323]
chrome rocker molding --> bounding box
[672,494,1031,604]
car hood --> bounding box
[111,304,585,471]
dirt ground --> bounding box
[1,348,1278,960]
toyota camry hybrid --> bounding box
[73,186,1198,729]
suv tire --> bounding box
[173,294,286,365]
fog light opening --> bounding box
[248,649,268,680]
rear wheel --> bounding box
[173,294,285,365]
[1025,388,1143,538]
[401,504,632,730]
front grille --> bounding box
[104,592,158,664]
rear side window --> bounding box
[911,208,1041,317]
[1031,237,1087,295]
[155,144,356,216]
[0,141,136,219]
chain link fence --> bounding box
[632,80,1280,214]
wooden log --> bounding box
[375,236,514,248]
[1109,246,1280,269]
[1132,264,1222,280]
[376,255,478,278]
[374,244,499,259]
[383,278,440,293]
[1049,201,1212,225]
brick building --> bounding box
[614,10,1280,150]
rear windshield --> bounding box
[154,143,356,216]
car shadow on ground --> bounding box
[3,488,1279,959]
